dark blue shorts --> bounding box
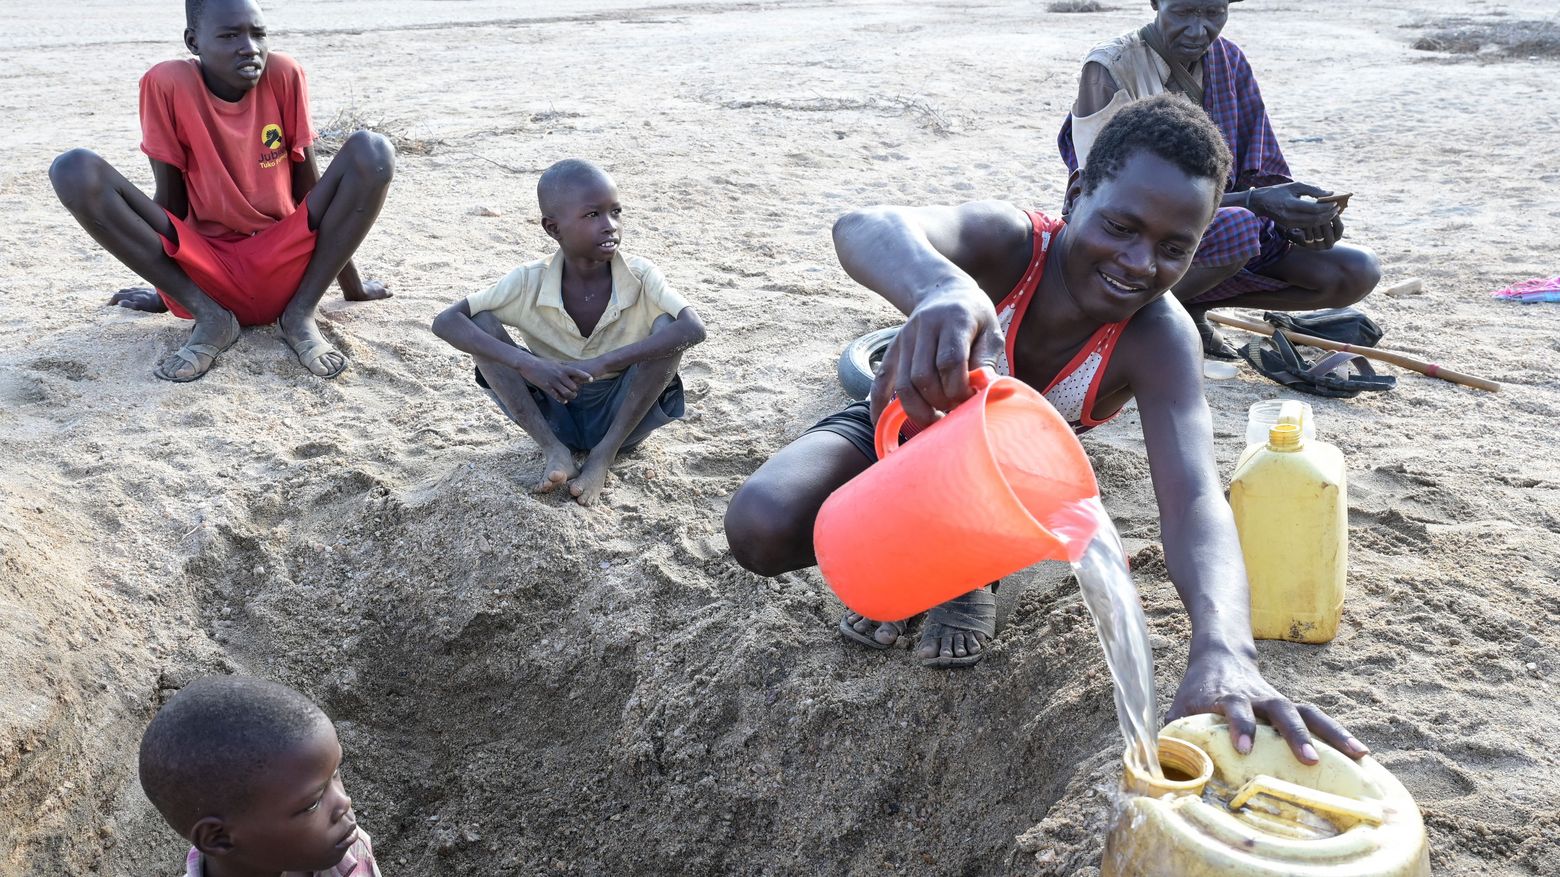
[476,365,685,453]
[804,400,878,462]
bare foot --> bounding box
[153,310,240,382]
[532,445,579,493]
[109,286,169,313]
[344,278,392,302]
[568,456,611,506]
[279,311,348,378]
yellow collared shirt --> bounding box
[465,249,690,379]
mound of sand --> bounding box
[3,1,1558,875]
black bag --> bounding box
[1262,307,1384,348]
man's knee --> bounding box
[49,148,108,209]
[1327,246,1381,306]
[724,480,807,577]
[343,131,396,188]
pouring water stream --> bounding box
[1050,497,1163,780]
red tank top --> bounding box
[995,211,1129,433]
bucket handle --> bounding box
[875,368,996,459]
[1229,774,1385,828]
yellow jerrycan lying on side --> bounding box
[1102,714,1430,876]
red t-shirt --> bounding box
[139,52,316,240]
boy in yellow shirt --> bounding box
[433,159,705,505]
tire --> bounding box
[836,326,902,401]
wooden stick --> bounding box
[1208,313,1500,393]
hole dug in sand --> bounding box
[2,456,1135,874]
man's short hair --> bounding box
[1080,93,1232,206]
[536,158,613,217]
[139,676,331,834]
[186,0,208,28]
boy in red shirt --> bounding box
[50,0,394,381]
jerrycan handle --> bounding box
[1229,774,1385,828]
[875,368,996,459]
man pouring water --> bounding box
[725,95,1368,765]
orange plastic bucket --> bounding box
[814,369,1102,622]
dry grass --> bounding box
[314,104,442,156]
[1047,0,1109,12]
[529,108,583,125]
[1411,18,1560,59]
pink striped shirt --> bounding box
[182,830,380,877]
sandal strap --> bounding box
[1303,351,1395,391]
[923,587,997,638]
[173,342,223,363]
[1305,350,1366,380]
[294,339,335,360]
[1269,330,1309,371]
[291,338,349,379]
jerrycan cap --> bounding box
[1267,422,1304,451]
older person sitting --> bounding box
[1059,0,1380,359]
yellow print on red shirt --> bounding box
[258,123,286,168]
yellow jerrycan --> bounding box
[1229,420,1347,643]
[1102,714,1430,876]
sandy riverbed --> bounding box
[2,1,1558,874]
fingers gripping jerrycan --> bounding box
[813,370,1101,622]
[1104,715,1430,877]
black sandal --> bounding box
[918,585,998,668]
[1239,330,1396,399]
[1190,309,1240,360]
[839,613,908,650]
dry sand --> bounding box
[3,1,1559,874]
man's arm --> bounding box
[290,146,381,298]
[149,158,189,219]
[431,299,592,403]
[1074,61,1120,117]
[290,145,322,202]
[1125,302,1368,764]
[102,158,187,311]
[831,201,1030,426]
[576,307,706,378]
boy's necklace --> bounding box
[564,279,611,300]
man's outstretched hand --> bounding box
[1169,648,1370,765]
[108,287,169,312]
